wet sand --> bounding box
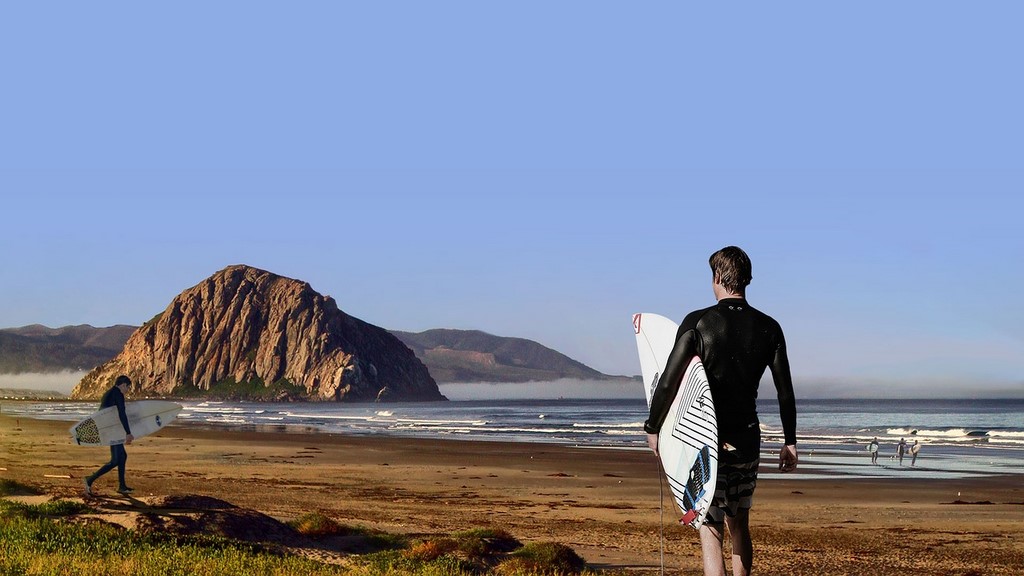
[2,413,1022,574]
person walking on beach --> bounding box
[868,437,880,465]
[910,440,921,466]
[84,375,135,496]
[897,437,908,466]
[645,246,797,576]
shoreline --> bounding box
[6,398,1021,481]
[3,414,1024,573]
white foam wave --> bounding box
[887,427,991,440]
[988,430,1024,439]
[202,415,246,424]
[281,412,374,421]
[189,406,250,414]
[394,417,486,426]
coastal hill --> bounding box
[393,329,615,383]
[70,265,443,402]
[0,325,135,373]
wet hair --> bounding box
[115,375,132,388]
[709,246,752,294]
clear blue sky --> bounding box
[2,3,1021,398]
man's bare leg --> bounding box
[699,522,727,576]
[725,508,753,576]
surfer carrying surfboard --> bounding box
[644,246,798,576]
[84,375,135,496]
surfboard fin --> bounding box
[680,509,698,525]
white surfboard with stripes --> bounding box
[633,313,718,529]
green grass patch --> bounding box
[0,500,596,575]
[174,376,307,401]
[349,549,476,576]
[0,499,93,519]
[497,542,587,575]
[0,513,347,575]
[290,512,407,553]
[290,512,348,537]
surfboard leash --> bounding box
[656,457,666,576]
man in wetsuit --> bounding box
[644,246,798,576]
[84,375,135,495]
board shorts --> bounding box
[704,430,760,525]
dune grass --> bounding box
[0,501,603,575]
[348,527,593,575]
[289,511,408,553]
[0,500,346,576]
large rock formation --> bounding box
[71,265,444,402]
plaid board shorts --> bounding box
[703,448,759,525]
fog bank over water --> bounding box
[0,375,646,401]
[439,380,641,401]
[0,371,85,395]
[795,378,1024,400]
[3,373,1017,401]
[442,378,1024,402]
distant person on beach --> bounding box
[645,246,797,576]
[84,375,135,496]
[910,440,920,466]
[897,437,908,466]
[868,437,879,465]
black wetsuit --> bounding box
[86,385,132,490]
[644,298,797,459]
[99,386,132,436]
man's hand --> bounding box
[125,434,135,446]
[647,433,659,456]
[779,444,797,472]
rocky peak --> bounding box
[72,265,444,402]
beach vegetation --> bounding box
[0,508,347,575]
[291,511,347,537]
[403,528,520,567]
[349,549,472,576]
[343,529,587,575]
[290,512,406,552]
[0,498,92,519]
[0,499,596,575]
[174,376,307,401]
[494,542,586,575]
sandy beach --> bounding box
[2,412,1022,574]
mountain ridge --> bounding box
[0,325,136,373]
[2,325,626,385]
[392,328,619,383]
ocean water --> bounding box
[5,397,1022,480]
